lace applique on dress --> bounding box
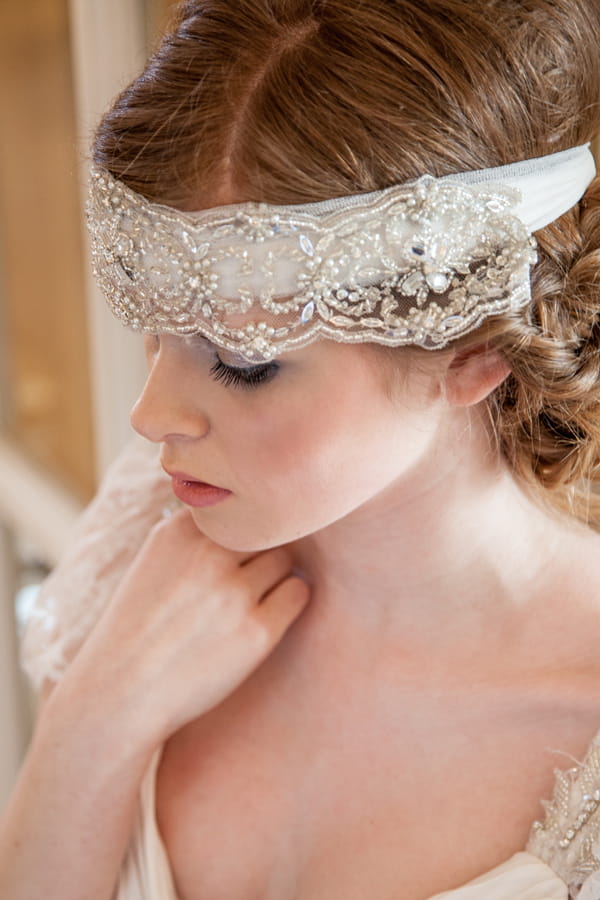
[19,434,180,692]
[527,730,600,899]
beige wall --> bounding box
[0,0,95,505]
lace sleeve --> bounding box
[19,434,180,694]
[526,729,600,900]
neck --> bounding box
[288,406,584,654]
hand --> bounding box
[59,507,311,746]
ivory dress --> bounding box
[19,434,600,900]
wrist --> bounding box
[38,662,162,769]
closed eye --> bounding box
[144,334,279,390]
[209,356,279,390]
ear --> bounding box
[444,343,511,407]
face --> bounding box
[130,333,445,551]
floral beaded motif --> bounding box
[87,165,537,363]
[527,732,600,899]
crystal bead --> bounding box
[87,162,534,363]
[301,301,315,323]
[402,271,424,295]
[299,234,314,256]
[429,239,449,261]
[426,272,450,292]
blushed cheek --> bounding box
[241,389,377,504]
[241,407,328,496]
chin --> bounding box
[188,508,282,552]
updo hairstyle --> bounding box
[93,0,600,528]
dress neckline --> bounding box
[131,749,569,900]
[123,725,600,899]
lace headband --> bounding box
[87,143,596,362]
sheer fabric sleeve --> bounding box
[19,434,180,694]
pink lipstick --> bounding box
[164,468,232,508]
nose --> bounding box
[130,337,210,443]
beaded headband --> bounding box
[87,144,596,363]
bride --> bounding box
[3,1,600,898]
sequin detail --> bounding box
[527,733,600,898]
[87,165,538,363]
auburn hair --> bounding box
[94,0,600,528]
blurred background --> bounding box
[0,0,180,810]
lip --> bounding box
[170,478,232,508]
[162,466,224,490]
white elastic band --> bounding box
[276,143,596,235]
[448,143,596,232]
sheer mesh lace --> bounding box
[20,434,180,693]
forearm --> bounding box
[0,680,157,900]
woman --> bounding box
[3,1,600,898]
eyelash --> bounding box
[209,356,279,390]
[146,335,279,390]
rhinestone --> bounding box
[316,300,330,319]
[301,301,315,323]
[183,231,205,254]
[426,272,450,292]
[428,239,449,262]
[402,271,424,295]
[299,234,314,256]
[88,162,534,362]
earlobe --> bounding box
[444,344,511,407]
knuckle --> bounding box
[206,575,249,614]
[228,578,253,608]
[245,616,272,651]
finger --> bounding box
[150,507,259,564]
[249,576,311,648]
[239,547,295,602]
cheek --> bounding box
[228,392,344,493]
[193,369,441,550]
[229,376,433,504]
